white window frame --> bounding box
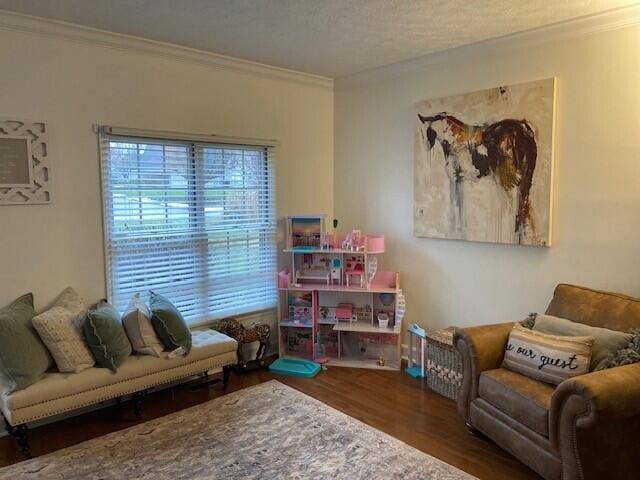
[97,126,278,326]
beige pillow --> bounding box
[122,293,163,357]
[503,324,593,385]
[32,287,95,373]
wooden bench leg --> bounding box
[2,416,12,436]
[14,425,30,457]
[132,391,146,420]
[189,368,232,392]
[223,365,231,391]
[3,417,30,458]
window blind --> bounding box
[99,132,277,326]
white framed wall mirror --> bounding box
[0,119,51,205]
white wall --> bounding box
[3,13,640,339]
[335,25,640,331]
[0,20,333,312]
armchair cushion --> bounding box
[480,368,555,437]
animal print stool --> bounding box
[214,318,271,371]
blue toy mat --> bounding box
[269,358,321,378]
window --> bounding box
[99,131,277,326]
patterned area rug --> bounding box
[0,381,477,479]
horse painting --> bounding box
[418,113,537,242]
[414,80,554,246]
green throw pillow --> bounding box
[83,301,132,372]
[0,293,53,392]
[149,291,192,355]
[532,313,633,371]
[596,329,640,371]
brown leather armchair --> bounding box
[454,284,640,480]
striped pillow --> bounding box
[503,324,593,385]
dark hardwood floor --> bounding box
[0,365,540,479]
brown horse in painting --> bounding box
[418,113,537,242]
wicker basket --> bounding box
[426,327,463,400]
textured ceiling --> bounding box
[0,0,635,78]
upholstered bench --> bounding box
[1,330,237,455]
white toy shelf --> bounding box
[277,216,405,371]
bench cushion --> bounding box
[1,330,237,425]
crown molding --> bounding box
[0,9,334,90]
[336,4,640,90]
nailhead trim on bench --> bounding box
[5,354,236,426]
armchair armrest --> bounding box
[453,322,514,422]
[550,363,640,480]
[551,362,640,442]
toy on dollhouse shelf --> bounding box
[329,256,342,285]
[345,262,365,288]
[342,229,364,251]
[336,303,357,323]
[277,215,404,371]
[286,215,325,250]
[285,215,386,289]
[296,252,330,285]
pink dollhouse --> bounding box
[277,215,405,370]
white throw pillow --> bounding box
[32,287,95,373]
[122,293,164,357]
[503,324,593,385]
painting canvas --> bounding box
[414,79,555,246]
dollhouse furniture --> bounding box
[377,313,389,328]
[295,252,331,285]
[405,323,426,378]
[278,216,405,371]
[336,303,354,322]
[345,264,365,287]
[330,257,342,285]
